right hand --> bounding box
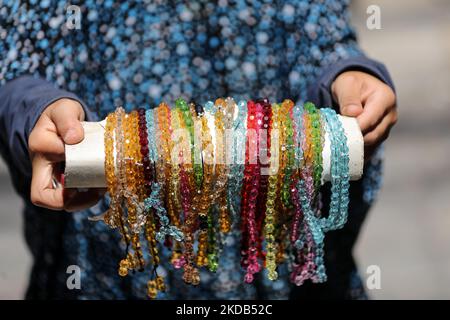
[28,98,104,211]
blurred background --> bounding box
[1,0,449,299]
[352,0,450,298]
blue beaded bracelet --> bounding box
[319,107,350,231]
[228,100,247,221]
[144,182,184,242]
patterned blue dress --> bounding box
[0,0,392,299]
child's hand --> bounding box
[331,71,398,159]
[28,99,103,211]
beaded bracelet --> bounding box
[319,108,350,231]
[202,99,229,272]
[214,98,231,234]
[178,104,200,283]
[296,103,326,283]
[155,103,185,268]
[240,99,254,270]
[170,106,199,285]
[123,111,145,270]
[264,102,281,280]
[191,103,207,268]
[155,103,180,230]
[223,97,237,227]
[254,98,271,265]
[168,107,183,223]
[243,100,263,283]
[291,115,318,284]
[228,100,247,222]
[194,106,215,269]
[273,101,288,265]
[151,105,177,256]
[143,109,183,242]
[173,104,194,224]
[280,99,295,212]
[138,108,166,296]
[212,98,237,265]
[115,107,133,276]
[290,103,304,249]
[103,112,118,227]
[187,101,220,277]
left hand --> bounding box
[331,71,398,159]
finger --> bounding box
[333,75,364,117]
[30,154,66,210]
[49,100,85,145]
[363,110,397,146]
[28,120,65,161]
[357,89,396,134]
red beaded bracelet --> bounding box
[138,108,152,197]
[255,98,272,264]
[243,99,264,283]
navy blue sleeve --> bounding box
[307,56,396,109]
[0,75,97,198]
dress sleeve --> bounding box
[0,75,97,198]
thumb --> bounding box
[48,99,85,145]
[332,74,364,117]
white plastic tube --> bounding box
[64,115,364,188]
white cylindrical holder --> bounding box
[64,116,364,188]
